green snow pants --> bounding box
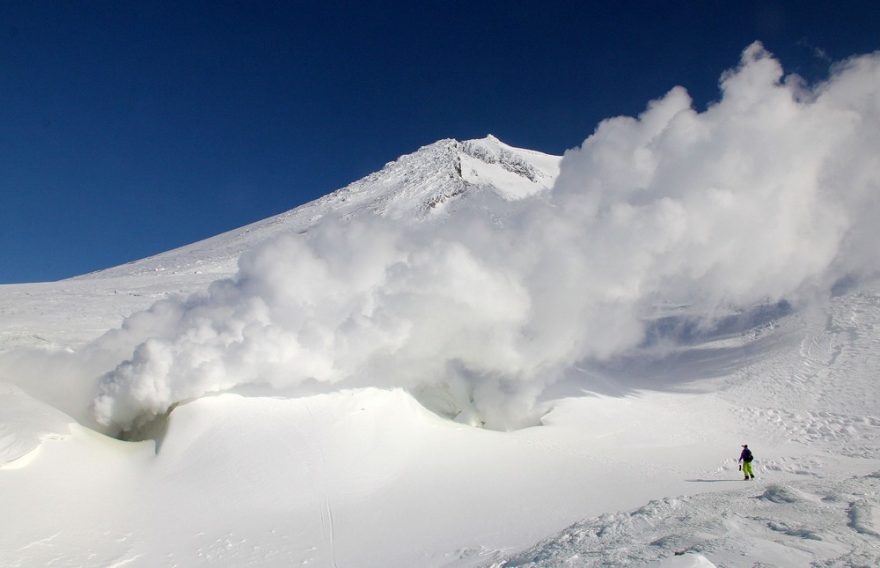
[742,461,754,478]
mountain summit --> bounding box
[85,136,560,281]
[0,137,558,350]
[330,134,559,217]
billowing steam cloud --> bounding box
[93,43,880,433]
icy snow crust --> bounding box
[3,45,880,566]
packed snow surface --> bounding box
[2,43,880,567]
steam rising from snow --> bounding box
[93,43,880,432]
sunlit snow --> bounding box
[1,43,879,567]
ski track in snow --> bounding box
[305,401,340,568]
[722,291,880,460]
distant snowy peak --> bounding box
[321,134,560,219]
[460,134,559,199]
[77,136,560,280]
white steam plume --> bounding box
[93,43,880,433]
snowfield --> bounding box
[2,286,879,567]
[2,44,880,567]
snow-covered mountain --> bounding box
[81,135,559,282]
[1,131,878,567]
[2,42,880,566]
[0,136,560,352]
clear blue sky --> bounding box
[1,1,877,283]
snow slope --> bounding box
[3,291,879,567]
[0,136,559,353]
[494,289,880,567]
[1,132,879,567]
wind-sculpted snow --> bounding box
[93,43,880,434]
[495,474,880,567]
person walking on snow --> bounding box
[739,444,755,480]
